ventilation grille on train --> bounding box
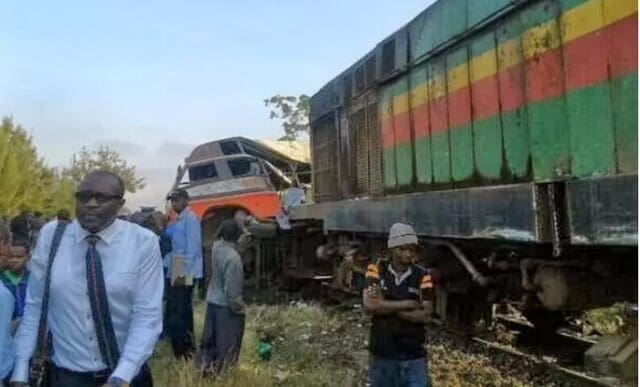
[311,114,339,201]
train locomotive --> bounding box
[253,0,638,336]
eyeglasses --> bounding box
[75,191,123,204]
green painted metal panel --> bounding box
[473,116,503,179]
[430,131,451,184]
[566,83,616,177]
[428,58,451,183]
[427,1,447,52]
[497,14,530,178]
[446,43,469,68]
[380,86,396,189]
[468,0,512,27]
[383,147,397,189]
[393,78,413,186]
[447,48,474,182]
[611,73,638,173]
[523,1,570,180]
[443,0,468,43]
[560,0,616,177]
[523,0,557,26]
[471,29,496,54]
[414,136,432,184]
[560,0,590,11]
[471,32,503,180]
[449,124,474,181]
[410,65,432,184]
[528,97,571,179]
[419,0,468,55]
[501,109,530,178]
[396,142,414,186]
[409,10,430,62]
[409,62,428,94]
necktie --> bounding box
[85,234,120,369]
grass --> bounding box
[577,303,631,336]
[149,300,533,387]
[150,301,365,387]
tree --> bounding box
[0,117,75,217]
[0,117,143,219]
[64,146,146,193]
[264,94,310,141]
[41,168,76,216]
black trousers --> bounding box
[50,363,152,387]
[197,303,245,374]
[165,284,195,359]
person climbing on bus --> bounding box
[362,222,435,387]
[281,177,305,213]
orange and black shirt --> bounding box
[365,263,434,360]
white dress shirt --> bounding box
[12,219,164,383]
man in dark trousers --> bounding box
[363,223,434,387]
[10,171,164,387]
[166,189,202,359]
[197,219,245,374]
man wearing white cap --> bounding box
[363,223,434,387]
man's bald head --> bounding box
[80,170,125,196]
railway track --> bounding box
[469,314,629,386]
[321,290,631,386]
[248,282,635,386]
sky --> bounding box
[1,0,433,210]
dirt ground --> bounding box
[148,298,580,387]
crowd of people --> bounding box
[0,171,248,387]
[0,169,435,387]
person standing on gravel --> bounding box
[363,223,435,387]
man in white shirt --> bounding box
[10,171,164,387]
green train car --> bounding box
[288,0,638,332]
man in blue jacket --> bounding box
[166,189,202,359]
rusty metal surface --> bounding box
[366,101,382,197]
[352,108,369,195]
[566,174,638,246]
[311,113,339,201]
[293,175,638,246]
[291,183,537,241]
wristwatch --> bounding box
[107,376,130,387]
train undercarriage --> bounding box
[185,156,637,381]
[246,225,637,334]
[235,175,638,381]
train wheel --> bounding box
[523,308,565,339]
[439,290,492,336]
